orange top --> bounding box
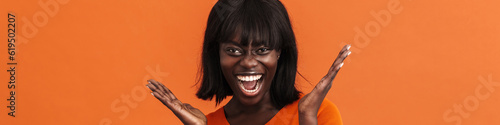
[206,97,343,125]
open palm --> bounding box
[298,44,351,125]
[147,79,207,125]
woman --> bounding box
[146,0,351,124]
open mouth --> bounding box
[236,74,263,96]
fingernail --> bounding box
[339,63,344,68]
[146,85,150,89]
[347,45,351,50]
[151,92,154,96]
[347,51,351,56]
[148,81,152,84]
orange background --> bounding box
[2,0,500,125]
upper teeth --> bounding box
[237,75,262,81]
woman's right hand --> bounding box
[146,79,207,125]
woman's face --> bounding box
[219,35,280,106]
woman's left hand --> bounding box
[298,44,351,125]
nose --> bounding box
[239,54,258,69]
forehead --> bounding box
[221,35,267,47]
[220,27,271,47]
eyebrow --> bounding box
[223,40,265,47]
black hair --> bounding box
[196,0,301,108]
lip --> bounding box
[234,72,264,97]
[234,72,264,76]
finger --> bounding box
[328,45,350,72]
[151,91,174,109]
[333,45,350,67]
[146,82,160,93]
[152,83,178,104]
[152,89,181,110]
[148,79,177,100]
[315,45,351,92]
[146,80,168,98]
[333,51,349,71]
[326,54,348,81]
[337,62,344,71]
[149,79,167,94]
[335,45,351,65]
[163,85,178,100]
[327,45,351,78]
[151,91,167,101]
[336,44,351,59]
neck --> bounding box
[224,91,278,115]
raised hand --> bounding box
[146,79,207,125]
[298,44,351,125]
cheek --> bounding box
[219,52,238,72]
[257,53,279,88]
[257,53,279,70]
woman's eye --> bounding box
[226,48,242,55]
[256,48,271,54]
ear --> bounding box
[276,50,281,59]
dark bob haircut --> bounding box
[196,0,301,108]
